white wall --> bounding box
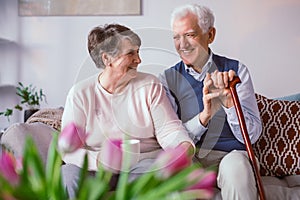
[1,0,300,110]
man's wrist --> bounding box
[199,112,210,127]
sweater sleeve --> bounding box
[147,79,195,150]
[61,85,87,131]
[61,85,94,169]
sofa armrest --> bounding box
[0,122,56,165]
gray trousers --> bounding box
[61,159,154,199]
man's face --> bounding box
[172,13,213,69]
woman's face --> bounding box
[110,39,141,76]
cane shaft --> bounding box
[229,76,265,200]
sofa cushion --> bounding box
[253,94,300,177]
[284,174,300,187]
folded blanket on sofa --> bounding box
[26,107,64,131]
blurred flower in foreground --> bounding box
[58,122,87,154]
[186,169,217,199]
[154,146,192,179]
[0,122,217,200]
[97,139,123,173]
[0,151,20,186]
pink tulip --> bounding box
[186,169,217,198]
[154,146,192,179]
[179,189,215,200]
[15,157,23,172]
[0,151,20,185]
[58,122,88,154]
[98,139,123,173]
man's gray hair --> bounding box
[171,4,215,34]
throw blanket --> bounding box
[26,107,64,131]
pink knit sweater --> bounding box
[62,72,194,170]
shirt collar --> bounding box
[184,50,213,81]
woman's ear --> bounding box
[102,53,111,67]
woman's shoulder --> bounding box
[69,74,98,94]
[130,72,162,93]
[136,72,160,83]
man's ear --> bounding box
[208,27,216,44]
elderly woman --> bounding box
[61,24,194,197]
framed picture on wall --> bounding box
[19,0,141,16]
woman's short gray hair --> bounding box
[87,24,141,69]
[170,4,215,34]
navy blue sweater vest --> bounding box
[165,54,245,152]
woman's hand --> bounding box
[199,73,221,126]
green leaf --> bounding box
[0,175,14,198]
[14,104,23,111]
[4,108,13,116]
[76,153,89,198]
[115,143,132,200]
[78,177,109,200]
[15,82,46,107]
[136,165,199,200]
[77,163,111,200]
[45,132,67,199]
[21,136,47,199]
[129,171,156,196]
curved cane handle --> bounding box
[228,76,241,88]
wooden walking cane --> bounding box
[228,76,266,200]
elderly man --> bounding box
[159,4,262,200]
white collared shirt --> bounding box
[184,52,213,82]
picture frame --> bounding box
[19,0,141,16]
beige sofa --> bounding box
[1,94,300,200]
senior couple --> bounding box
[61,4,262,200]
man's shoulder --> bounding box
[212,53,239,71]
[212,53,239,63]
[171,60,184,69]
